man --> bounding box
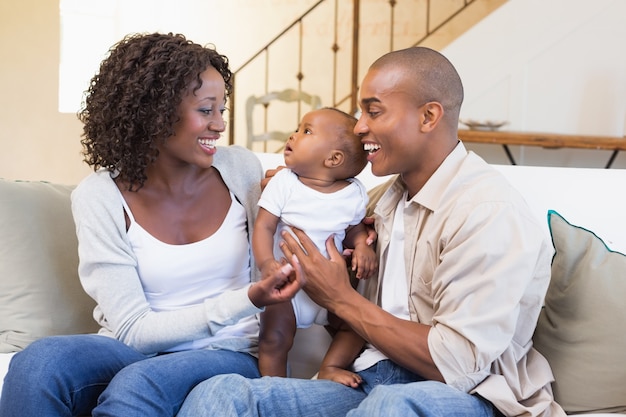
[178,47,566,417]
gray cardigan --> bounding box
[71,146,263,355]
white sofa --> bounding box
[1,151,625,416]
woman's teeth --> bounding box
[199,139,216,148]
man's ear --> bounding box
[420,102,444,133]
[325,150,345,168]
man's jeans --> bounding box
[178,359,496,417]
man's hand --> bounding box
[279,228,354,310]
[362,216,377,246]
[260,166,286,190]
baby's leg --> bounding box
[258,301,296,376]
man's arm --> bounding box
[280,228,444,382]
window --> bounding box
[58,0,207,113]
[59,0,117,113]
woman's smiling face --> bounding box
[160,66,227,168]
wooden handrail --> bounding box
[458,129,626,168]
[233,1,325,73]
[229,0,487,147]
[458,129,626,150]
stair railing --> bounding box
[227,0,484,150]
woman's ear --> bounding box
[325,150,345,168]
[420,102,444,133]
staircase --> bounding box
[227,0,506,151]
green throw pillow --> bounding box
[0,179,99,353]
[533,210,626,414]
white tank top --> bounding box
[120,191,257,351]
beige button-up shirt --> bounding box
[362,143,566,416]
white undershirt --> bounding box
[352,191,411,371]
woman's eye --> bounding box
[304,128,312,134]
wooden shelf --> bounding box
[459,129,626,150]
[458,129,626,168]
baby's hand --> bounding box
[259,259,283,280]
[318,366,362,388]
[350,243,378,279]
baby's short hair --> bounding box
[323,107,367,179]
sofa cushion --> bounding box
[0,179,99,353]
[533,210,626,414]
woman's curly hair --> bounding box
[78,32,232,190]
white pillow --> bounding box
[0,179,99,353]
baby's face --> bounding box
[283,109,343,173]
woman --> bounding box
[0,32,298,417]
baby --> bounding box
[254,107,376,384]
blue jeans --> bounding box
[0,334,260,417]
[178,359,497,417]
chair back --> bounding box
[245,88,322,151]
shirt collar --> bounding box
[408,140,467,212]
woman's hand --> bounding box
[248,262,300,308]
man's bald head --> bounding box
[370,47,464,127]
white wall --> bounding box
[59,0,320,113]
[444,0,626,168]
[2,0,625,184]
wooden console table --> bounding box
[458,129,626,168]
